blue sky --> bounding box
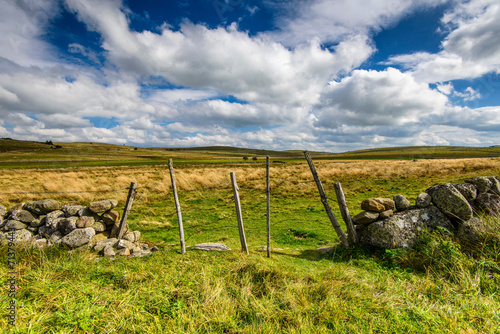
[0,0,499,151]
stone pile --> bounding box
[353,176,500,249]
[0,199,152,258]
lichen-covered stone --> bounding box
[488,176,500,195]
[0,204,6,217]
[102,210,120,225]
[103,245,115,257]
[394,194,410,211]
[115,239,135,250]
[426,183,473,221]
[9,229,33,243]
[457,217,488,250]
[91,221,107,233]
[3,220,28,231]
[465,176,492,194]
[361,199,386,212]
[453,183,477,203]
[89,199,118,214]
[357,206,453,249]
[475,193,500,216]
[9,209,37,224]
[94,238,119,252]
[23,199,61,215]
[30,216,46,228]
[76,216,95,228]
[58,217,78,235]
[88,233,109,248]
[61,204,84,217]
[415,193,432,208]
[60,227,95,248]
[379,209,394,219]
[352,211,379,225]
[45,210,65,233]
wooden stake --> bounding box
[303,151,349,248]
[117,182,137,240]
[266,156,271,258]
[230,172,249,254]
[169,159,186,254]
[333,182,358,244]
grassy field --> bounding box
[1,141,500,333]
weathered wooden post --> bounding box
[333,182,358,244]
[230,172,249,255]
[117,182,137,240]
[303,151,349,248]
[266,156,271,258]
[169,159,186,254]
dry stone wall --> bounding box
[354,176,500,249]
[0,199,153,258]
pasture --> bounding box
[1,141,500,333]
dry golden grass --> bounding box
[1,158,499,207]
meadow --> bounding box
[1,141,500,333]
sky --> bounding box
[0,0,499,152]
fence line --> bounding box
[0,188,130,195]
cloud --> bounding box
[0,0,60,67]
[267,0,448,46]
[314,67,449,128]
[64,0,373,106]
[387,0,500,83]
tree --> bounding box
[243,156,249,161]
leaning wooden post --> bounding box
[230,172,249,255]
[169,159,186,254]
[333,182,358,244]
[117,182,137,240]
[266,156,271,258]
[303,151,349,248]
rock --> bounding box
[357,206,453,249]
[30,216,46,227]
[110,222,127,238]
[58,217,78,235]
[465,176,492,194]
[88,233,109,248]
[191,243,231,251]
[23,199,61,215]
[49,231,64,244]
[373,198,396,211]
[415,193,432,208]
[123,232,136,243]
[352,211,379,225]
[453,183,477,203]
[151,246,159,252]
[426,183,473,221]
[457,217,488,250]
[0,217,5,229]
[9,210,37,224]
[37,225,52,239]
[45,210,65,232]
[76,216,95,228]
[101,210,120,225]
[0,204,6,217]
[488,176,500,195]
[9,229,33,243]
[27,226,39,234]
[103,245,115,257]
[91,221,107,233]
[379,209,394,219]
[7,203,24,216]
[60,227,95,248]
[394,194,411,211]
[361,199,386,212]
[61,204,84,217]
[475,193,500,216]
[129,249,152,258]
[94,238,119,252]
[89,199,118,214]
[3,220,28,231]
[116,248,130,256]
[115,239,135,250]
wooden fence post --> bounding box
[333,182,358,244]
[266,156,271,258]
[169,159,186,254]
[117,182,137,240]
[230,172,249,255]
[303,151,349,248]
